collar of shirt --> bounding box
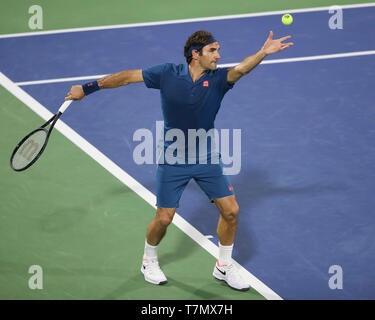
[180,63,212,85]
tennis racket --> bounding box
[10,100,73,172]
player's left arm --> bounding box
[227,31,293,84]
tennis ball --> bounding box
[282,14,293,25]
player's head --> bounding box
[184,30,221,70]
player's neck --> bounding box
[188,62,206,83]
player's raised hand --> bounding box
[261,31,294,55]
[65,85,85,101]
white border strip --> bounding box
[1,2,375,39]
[0,71,282,300]
[14,50,375,86]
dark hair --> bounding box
[184,30,214,64]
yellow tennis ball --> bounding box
[282,14,293,25]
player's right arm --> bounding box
[65,69,144,101]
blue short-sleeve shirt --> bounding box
[142,63,234,164]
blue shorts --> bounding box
[156,162,234,208]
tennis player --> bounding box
[66,30,293,291]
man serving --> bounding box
[66,30,293,291]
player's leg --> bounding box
[212,195,249,291]
[141,164,190,285]
[194,164,249,291]
[214,195,239,246]
[142,207,176,285]
[146,207,176,246]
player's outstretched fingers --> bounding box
[279,35,292,42]
[280,43,294,50]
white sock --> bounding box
[218,242,233,266]
[143,240,158,260]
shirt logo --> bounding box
[228,186,233,191]
[203,81,209,87]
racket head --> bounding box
[10,128,50,171]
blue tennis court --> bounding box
[1,5,375,299]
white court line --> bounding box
[15,74,109,87]
[0,2,375,39]
[0,71,282,300]
[14,50,375,86]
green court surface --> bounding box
[1,0,372,300]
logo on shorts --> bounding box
[228,186,233,191]
[203,81,209,87]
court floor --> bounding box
[1,2,375,300]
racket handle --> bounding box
[58,100,73,114]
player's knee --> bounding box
[221,204,239,223]
[156,209,175,227]
[158,215,173,227]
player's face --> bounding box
[199,42,221,70]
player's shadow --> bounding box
[40,186,132,232]
[101,276,227,300]
[159,232,200,267]
[173,167,345,265]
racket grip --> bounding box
[58,100,73,114]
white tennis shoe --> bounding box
[213,261,250,291]
[141,258,168,285]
